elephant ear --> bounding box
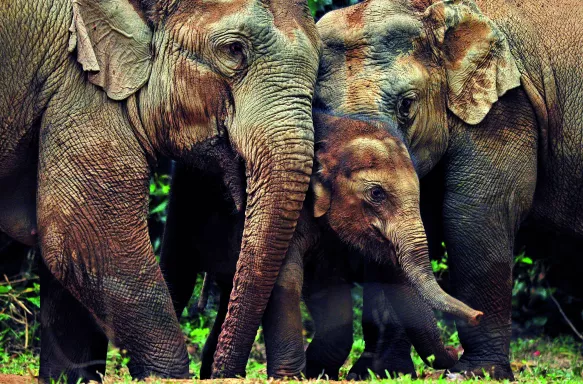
[424,0,521,125]
[68,0,152,100]
[312,176,331,218]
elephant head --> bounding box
[311,112,482,324]
[315,0,521,177]
[68,0,320,376]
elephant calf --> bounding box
[161,111,481,378]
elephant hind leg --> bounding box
[39,259,108,383]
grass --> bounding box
[2,330,582,382]
[2,251,582,382]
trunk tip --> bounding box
[468,310,484,326]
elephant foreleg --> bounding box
[443,97,537,379]
[37,102,189,380]
[348,263,415,379]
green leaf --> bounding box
[26,296,40,308]
[0,285,12,294]
[521,256,533,264]
[431,259,439,272]
[532,316,548,327]
[150,200,168,215]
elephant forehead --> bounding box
[318,0,422,47]
[343,137,390,168]
[265,0,317,42]
[175,0,253,25]
[175,0,316,43]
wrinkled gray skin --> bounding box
[161,112,472,379]
[315,0,583,378]
[0,0,319,381]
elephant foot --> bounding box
[446,356,514,380]
[347,351,374,380]
[347,351,417,380]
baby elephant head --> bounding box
[311,112,482,325]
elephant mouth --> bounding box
[185,136,246,212]
[371,226,398,267]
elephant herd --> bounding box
[0,0,581,382]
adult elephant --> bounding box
[0,0,319,381]
[315,0,583,379]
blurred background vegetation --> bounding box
[1,1,583,380]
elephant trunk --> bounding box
[212,95,314,377]
[387,216,483,326]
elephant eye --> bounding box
[229,42,244,57]
[368,185,387,204]
[216,39,249,77]
[397,93,418,124]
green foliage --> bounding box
[431,242,449,276]
[512,249,553,331]
[149,173,171,255]
[149,173,171,217]
[0,259,40,376]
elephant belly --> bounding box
[0,155,38,247]
[531,148,583,239]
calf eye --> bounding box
[368,185,387,203]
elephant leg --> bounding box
[304,278,353,380]
[349,263,415,380]
[37,104,189,380]
[263,247,305,378]
[160,163,202,317]
[386,272,458,371]
[444,207,517,379]
[442,109,536,379]
[200,277,232,379]
[39,259,108,383]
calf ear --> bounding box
[312,177,331,218]
[424,0,521,125]
[68,0,153,100]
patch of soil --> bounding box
[0,374,36,384]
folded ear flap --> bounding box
[424,0,521,125]
[68,0,153,100]
[312,177,331,218]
